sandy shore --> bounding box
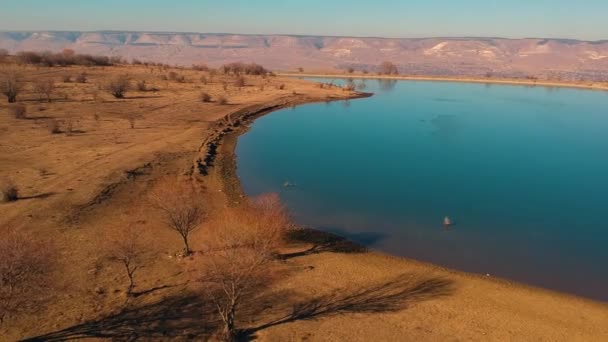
[279,72,608,92]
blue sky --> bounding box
[1,0,606,40]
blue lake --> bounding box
[236,78,608,301]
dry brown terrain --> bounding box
[1,62,607,341]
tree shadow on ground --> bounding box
[21,293,219,341]
[280,228,370,259]
[242,273,455,340]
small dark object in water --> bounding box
[443,216,452,228]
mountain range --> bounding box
[1,31,608,80]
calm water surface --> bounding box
[236,78,608,301]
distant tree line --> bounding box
[14,49,121,67]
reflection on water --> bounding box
[377,79,397,92]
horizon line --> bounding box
[1,29,607,43]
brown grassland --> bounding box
[1,57,608,341]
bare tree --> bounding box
[0,71,22,103]
[149,179,205,255]
[199,193,289,340]
[378,61,399,75]
[0,227,54,325]
[106,224,149,297]
[105,75,130,99]
[200,245,270,341]
[33,79,55,102]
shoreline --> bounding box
[279,72,608,92]
[209,89,608,305]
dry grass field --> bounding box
[1,58,607,341]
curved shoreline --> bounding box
[209,89,608,305]
[279,72,608,92]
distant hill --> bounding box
[1,31,608,80]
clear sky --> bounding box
[1,0,606,41]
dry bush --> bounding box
[199,193,289,339]
[1,179,19,202]
[379,61,399,75]
[125,113,142,129]
[192,64,209,71]
[1,71,22,103]
[234,76,246,88]
[47,118,61,134]
[217,96,228,105]
[0,227,54,325]
[200,92,211,103]
[298,67,304,73]
[33,79,55,102]
[75,72,87,83]
[200,75,208,84]
[347,67,355,74]
[149,179,206,255]
[167,71,178,81]
[105,224,150,297]
[276,83,285,90]
[8,104,26,119]
[136,80,147,92]
[106,75,130,99]
[62,75,71,83]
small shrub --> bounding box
[33,79,55,102]
[217,96,228,105]
[168,71,178,81]
[200,76,208,84]
[136,80,147,92]
[200,92,211,103]
[277,83,285,90]
[62,75,71,83]
[106,75,130,99]
[8,104,26,119]
[47,119,61,134]
[1,179,18,202]
[1,72,22,103]
[347,67,354,74]
[75,72,87,83]
[234,76,246,88]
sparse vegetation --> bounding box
[1,71,22,103]
[1,179,19,202]
[125,113,141,129]
[75,72,87,83]
[136,80,147,92]
[8,104,26,119]
[47,118,61,134]
[200,92,212,103]
[0,227,54,325]
[199,193,289,339]
[16,50,113,67]
[33,79,55,102]
[149,179,206,255]
[106,224,149,297]
[217,95,228,105]
[234,76,246,88]
[106,75,130,98]
[221,62,268,76]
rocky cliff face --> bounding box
[1,31,607,80]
